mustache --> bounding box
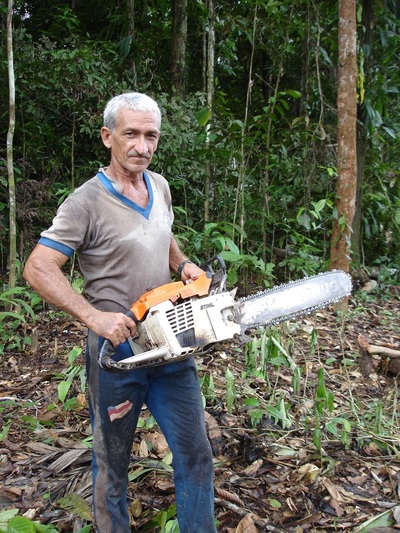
[128,151,151,159]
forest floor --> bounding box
[1,283,400,532]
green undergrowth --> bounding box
[1,279,399,530]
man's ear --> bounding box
[101,127,112,148]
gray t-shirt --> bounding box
[39,169,174,312]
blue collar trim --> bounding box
[97,170,153,219]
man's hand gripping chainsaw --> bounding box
[98,256,352,372]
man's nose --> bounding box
[134,135,148,155]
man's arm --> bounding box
[169,237,203,282]
[23,244,136,346]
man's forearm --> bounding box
[23,254,100,328]
[169,236,203,282]
[169,237,188,274]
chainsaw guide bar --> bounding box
[98,257,352,372]
[235,269,352,331]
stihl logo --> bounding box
[200,303,214,310]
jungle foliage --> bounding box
[0,0,399,286]
[1,3,400,532]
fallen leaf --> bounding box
[297,463,320,483]
[243,459,263,476]
[235,512,258,533]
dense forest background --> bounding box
[1,0,399,288]
[1,2,400,531]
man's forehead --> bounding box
[117,108,161,130]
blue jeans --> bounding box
[87,331,217,533]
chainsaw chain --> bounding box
[238,270,352,332]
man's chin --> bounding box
[126,162,150,174]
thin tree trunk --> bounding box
[171,0,188,96]
[202,13,207,92]
[233,7,257,253]
[7,0,17,289]
[71,98,76,191]
[260,12,291,262]
[330,0,357,305]
[127,0,137,87]
[204,0,215,224]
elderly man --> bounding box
[23,92,217,533]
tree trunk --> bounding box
[330,0,357,286]
[7,0,17,289]
[127,0,137,87]
[235,7,257,254]
[171,0,188,96]
[204,0,215,224]
[260,9,291,262]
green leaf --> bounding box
[244,397,259,407]
[356,509,394,532]
[0,509,19,529]
[195,107,211,127]
[0,422,11,442]
[284,90,301,98]
[219,250,241,262]
[297,212,311,230]
[76,527,92,533]
[56,493,92,521]
[224,238,240,254]
[0,312,26,323]
[225,368,236,414]
[268,498,282,509]
[162,452,173,466]
[67,346,83,365]
[164,520,180,533]
[313,199,326,214]
[58,381,72,403]
[32,523,59,533]
[313,428,322,452]
[326,417,352,437]
[5,516,36,533]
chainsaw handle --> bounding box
[98,310,138,372]
[199,255,227,294]
[98,339,118,371]
[199,254,226,274]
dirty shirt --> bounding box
[39,169,174,312]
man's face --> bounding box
[101,108,160,176]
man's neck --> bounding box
[105,165,145,188]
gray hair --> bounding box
[103,92,161,131]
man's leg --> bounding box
[87,332,148,533]
[145,358,217,533]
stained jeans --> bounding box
[87,331,217,533]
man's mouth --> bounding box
[128,152,150,160]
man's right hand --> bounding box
[92,310,137,347]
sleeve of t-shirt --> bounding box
[39,192,91,258]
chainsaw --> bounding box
[98,256,352,372]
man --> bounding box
[23,92,217,533]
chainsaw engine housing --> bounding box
[121,289,240,368]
